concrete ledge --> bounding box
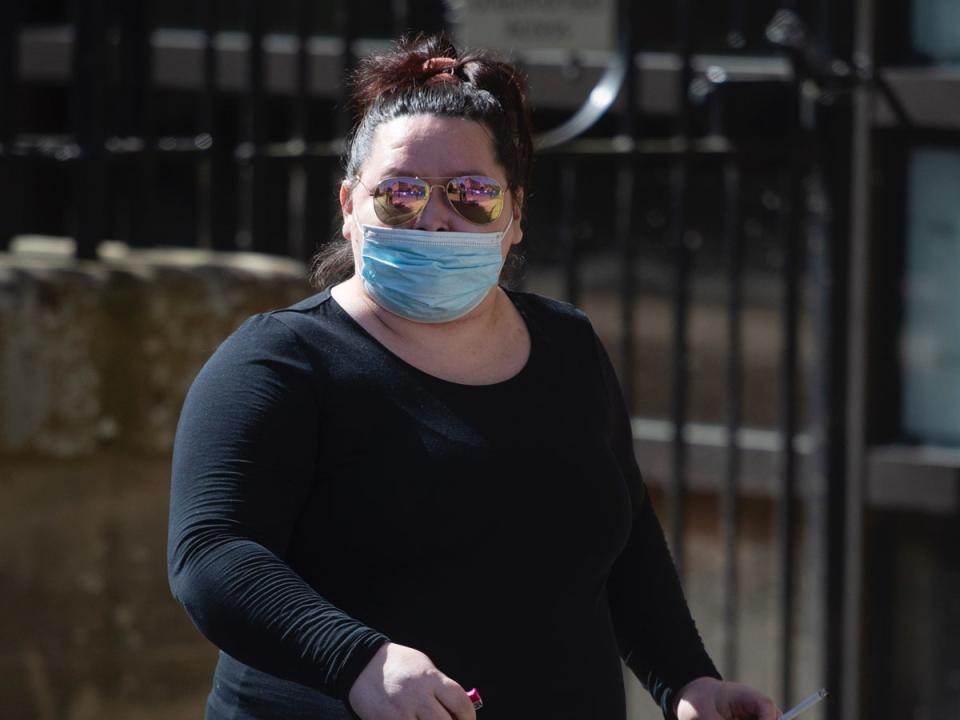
[0,238,312,458]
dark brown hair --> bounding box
[308,33,534,290]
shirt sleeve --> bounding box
[166,313,388,702]
[592,330,721,719]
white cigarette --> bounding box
[781,688,828,720]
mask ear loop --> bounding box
[500,213,515,238]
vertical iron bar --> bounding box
[336,0,356,138]
[843,0,875,716]
[708,59,743,682]
[807,135,846,720]
[669,0,695,579]
[70,0,107,260]
[197,0,217,249]
[799,7,848,715]
[287,0,312,261]
[130,0,156,249]
[777,161,801,707]
[815,0,834,56]
[0,0,17,144]
[0,0,21,251]
[615,0,637,413]
[615,155,635,407]
[116,0,137,245]
[722,159,743,679]
[727,0,747,49]
[560,159,580,306]
[392,0,410,37]
[294,0,311,144]
[330,0,357,261]
[203,0,235,251]
[242,0,266,252]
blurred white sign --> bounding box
[448,0,616,54]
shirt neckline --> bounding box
[323,286,539,390]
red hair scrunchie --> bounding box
[422,57,459,84]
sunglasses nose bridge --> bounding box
[422,182,456,212]
[427,182,452,200]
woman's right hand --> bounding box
[347,641,477,720]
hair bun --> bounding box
[422,57,460,85]
[346,32,533,192]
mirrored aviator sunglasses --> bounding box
[356,175,505,226]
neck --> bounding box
[342,274,505,344]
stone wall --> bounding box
[0,240,311,719]
[0,240,820,720]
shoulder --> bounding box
[223,289,339,352]
[263,288,336,332]
[506,289,595,339]
[203,289,338,373]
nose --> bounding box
[413,185,451,231]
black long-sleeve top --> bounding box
[167,288,720,720]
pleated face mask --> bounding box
[358,216,513,323]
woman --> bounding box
[168,34,782,720]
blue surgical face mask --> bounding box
[358,216,513,324]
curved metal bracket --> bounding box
[533,50,627,150]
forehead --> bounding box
[363,115,503,179]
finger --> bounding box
[729,694,780,720]
[415,696,457,720]
[745,695,780,720]
[677,696,723,720]
[761,700,783,720]
[434,685,476,720]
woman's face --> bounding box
[340,114,523,274]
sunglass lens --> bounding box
[447,176,504,224]
[372,177,428,225]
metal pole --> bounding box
[803,9,851,720]
[196,0,217,249]
[843,0,875,716]
[727,0,747,49]
[336,0,356,138]
[806,124,847,720]
[70,0,107,260]
[202,0,235,251]
[669,0,694,580]
[392,0,411,37]
[722,158,743,679]
[559,160,581,307]
[616,0,637,414]
[131,0,155,249]
[244,0,267,252]
[777,162,801,707]
[0,0,22,251]
[287,0,313,261]
[330,0,358,260]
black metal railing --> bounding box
[1,1,862,717]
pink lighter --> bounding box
[467,687,483,710]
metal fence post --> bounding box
[669,0,695,581]
[615,0,638,415]
[843,0,876,716]
[0,0,22,252]
[70,0,107,260]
